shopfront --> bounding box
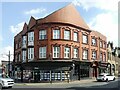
[91,61,108,77]
[73,61,91,80]
[14,61,93,82]
[80,62,90,78]
[98,62,108,74]
[14,61,73,82]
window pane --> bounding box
[22,36,27,45]
[64,47,70,58]
[83,50,88,59]
[53,30,60,39]
[92,51,96,59]
[39,30,46,40]
[74,48,78,58]
[100,41,102,47]
[83,35,88,43]
[53,46,60,58]
[28,32,34,42]
[74,32,78,41]
[64,30,70,40]
[28,48,34,60]
[22,50,26,62]
[100,52,102,61]
[39,47,46,58]
[92,38,96,45]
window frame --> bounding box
[103,53,106,61]
[83,49,88,60]
[73,32,78,42]
[28,32,34,42]
[28,48,34,60]
[22,50,26,62]
[18,53,21,62]
[82,34,88,44]
[100,52,103,61]
[104,42,106,49]
[53,46,60,58]
[39,46,46,58]
[74,48,78,58]
[64,30,70,40]
[53,30,60,39]
[22,36,27,46]
[100,41,103,48]
[92,50,97,60]
[64,47,70,58]
[39,30,47,40]
[91,38,97,46]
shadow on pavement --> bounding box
[66,87,119,90]
[67,80,119,90]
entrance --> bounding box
[34,70,40,82]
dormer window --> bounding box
[22,36,27,48]
[28,32,34,42]
[28,32,34,46]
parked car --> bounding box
[0,74,14,88]
[96,73,115,82]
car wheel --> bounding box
[106,78,109,82]
[9,86,12,88]
[113,77,115,81]
[0,83,2,89]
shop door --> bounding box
[34,70,40,82]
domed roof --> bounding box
[38,3,89,30]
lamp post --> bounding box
[8,51,10,77]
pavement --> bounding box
[12,77,119,89]
[15,78,97,86]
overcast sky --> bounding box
[0,0,119,62]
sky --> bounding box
[0,0,119,62]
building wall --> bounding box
[113,55,120,76]
[13,4,108,82]
[14,23,107,63]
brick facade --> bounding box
[13,4,108,82]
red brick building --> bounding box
[14,4,108,82]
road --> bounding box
[3,78,119,90]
